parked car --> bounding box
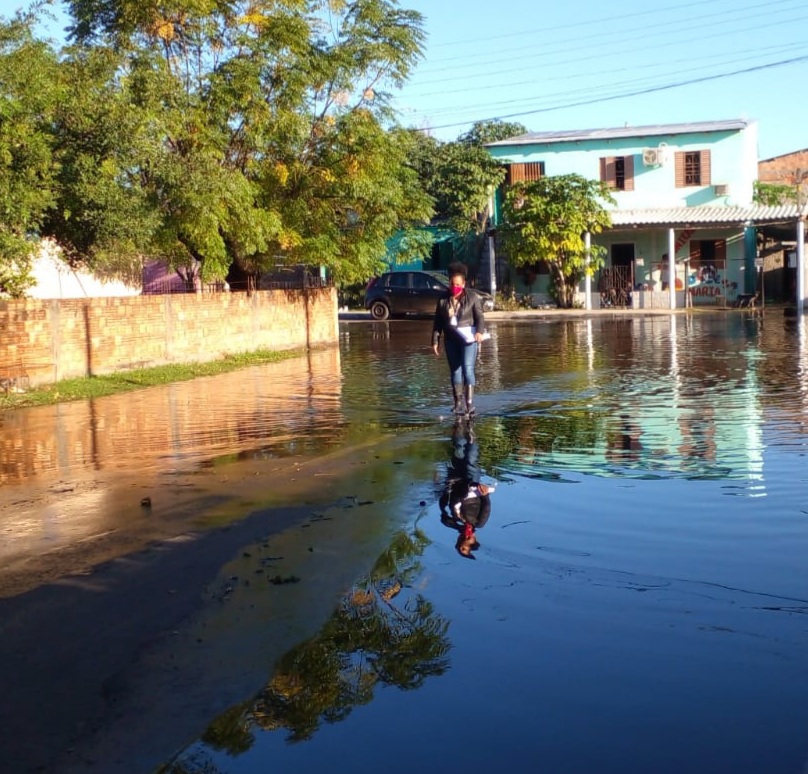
[364,271,494,320]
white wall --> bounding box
[26,241,141,299]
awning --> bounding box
[608,203,807,230]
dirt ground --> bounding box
[0,440,406,774]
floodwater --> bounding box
[3,313,808,774]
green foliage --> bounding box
[501,174,614,308]
[404,126,506,234]
[0,13,61,295]
[0,1,432,291]
[400,121,528,237]
[0,347,304,411]
[753,180,797,206]
[187,528,449,750]
[457,118,527,147]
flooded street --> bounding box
[2,313,808,774]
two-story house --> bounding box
[486,119,806,309]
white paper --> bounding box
[456,326,476,343]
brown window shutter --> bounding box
[675,152,685,187]
[623,155,635,191]
[715,238,726,262]
[689,240,701,262]
[600,157,615,187]
[524,162,543,182]
[700,150,711,186]
[513,163,526,184]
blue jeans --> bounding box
[445,336,477,387]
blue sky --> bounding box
[2,0,806,159]
[394,0,808,159]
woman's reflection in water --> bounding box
[439,418,494,559]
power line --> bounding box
[394,39,806,103]
[422,0,802,69]
[414,47,808,120]
[415,54,808,131]
[406,5,808,88]
[430,0,741,48]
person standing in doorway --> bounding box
[432,262,486,417]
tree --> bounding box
[457,118,527,147]
[0,13,61,296]
[501,174,614,308]
[44,0,432,284]
[43,46,164,282]
[403,121,527,235]
[165,528,450,764]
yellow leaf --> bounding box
[237,12,269,28]
[274,161,289,186]
[149,18,175,41]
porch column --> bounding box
[487,233,497,300]
[798,217,805,311]
[667,227,676,310]
[584,231,592,310]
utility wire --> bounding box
[431,0,744,47]
[423,0,803,68]
[407,6,808,88]
[395,39,806,102]
[409,46,808,118]
[415,54,808,131]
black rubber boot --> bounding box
[464,385,475,417]
[452,384,466,415]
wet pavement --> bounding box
[2,312,808,774]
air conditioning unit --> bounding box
[642,148,660,166]
[714,183,730,196]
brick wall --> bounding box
[759,150,808,184]
[0,288,338,387]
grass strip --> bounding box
[1,348,306,411]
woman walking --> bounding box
[432,262,486,417]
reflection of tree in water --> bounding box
[253,530,448,743]
[161,530,449,772]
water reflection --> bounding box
[161,528,449,772]
[0,348,343,486]
[438,419,495,559]
[6,314,808,773]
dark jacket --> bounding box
[438,422,491,529]
[432,289,486,346]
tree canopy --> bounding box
[0,0,437,293]
[0,13,61,295]
[501,174,614,308]
[405,119,527,234]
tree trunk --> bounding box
[550,263,574,308]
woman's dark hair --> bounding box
[448,261,468,279]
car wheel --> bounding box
[370,300,390,320]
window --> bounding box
[675,150,711,187]
[600,156,634,190]
[385,273,409,288]
[411,273,437,290]
[505,161,545,185]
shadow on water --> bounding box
[5,314,808,773]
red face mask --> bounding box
[451,285,464,297]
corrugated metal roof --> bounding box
[609,204,803,228]
[486,119,751,147]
